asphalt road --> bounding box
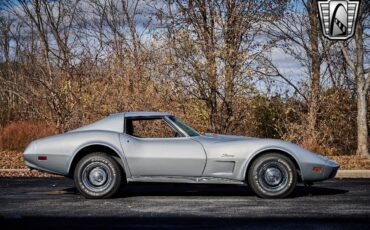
[0,178,369,229]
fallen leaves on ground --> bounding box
[0,170,61,177]
[0,151,27,169]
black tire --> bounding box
[74,152,123,199]
[247,153,297,198]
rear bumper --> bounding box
[23,152,69,176]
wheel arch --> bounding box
[244,149,303,182]
[68,144,127,178]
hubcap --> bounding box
[257,161,289,193]
[264,167,282,186]
[89,167,107,186]
[81,162,113,193]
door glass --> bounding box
[126,118,181,138]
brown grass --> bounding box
[0,121,56,151]
[330,155,370,170]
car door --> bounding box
[119,117,206,177]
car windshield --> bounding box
[166,116,200,137]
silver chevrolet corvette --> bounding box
[24,112,339,199]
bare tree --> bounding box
[306,0,320,145]
[6,0,83,130]
[88,0,149,93]
[340,2,370,158]
[160,0,286,133]
[0,14,14,124]
[263,0,324,146]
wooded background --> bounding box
[0,0,369,158]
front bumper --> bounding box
[302,159,340,182]
[327,164,340,179]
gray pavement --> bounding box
[0,178,369,229]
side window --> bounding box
[126,118,181,138]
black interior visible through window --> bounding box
[125,117,182,138]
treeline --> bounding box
[0,0,369,157]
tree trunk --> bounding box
[307,0,320,145]
[223,0,237,133]
[354,11,369,158]
[356,86,369,157]
[207,56,218,132]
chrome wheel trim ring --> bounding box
[81,162,113,193]
[257,160,289,193]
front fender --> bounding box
[239,140,337,182]
[240,145,303,181]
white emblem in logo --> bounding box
[318,0,359,40]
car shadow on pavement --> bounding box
[291,185,348,197]
[100,183,348,198]
[59,182,348,198]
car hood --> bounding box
[193,133,337,167]
[195,133,307,154]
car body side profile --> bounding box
[24,112,339,199]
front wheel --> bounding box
[247,153,297,198]
[74,152,122,199]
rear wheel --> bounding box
[74,152,122,199]
[247,153,297,198]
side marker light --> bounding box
[38,156,47,161]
